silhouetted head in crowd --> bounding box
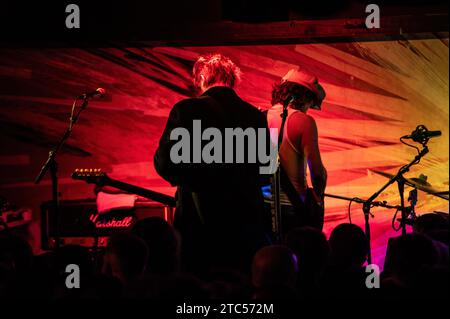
[0,231,33,275]
[54,245,93,277]
[51,245,123,299]
[387,233,438,288]
[413,265,449,297]
[427,229,450,246]
[0,231,34,297]
[285,227,329,292]
[251,245,298,290]
[414,213,449,242]
[131,217,180,274]
[328,223,368,268]
[103,233,149,285]
[285,227,329,272]
[204,268,252,299]
[125,273,208,299]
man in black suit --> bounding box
[154,54,272,273]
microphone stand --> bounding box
[34,97,89,249]
[362,144,429,264]
[271,98,291,243]
[324,193,402,265]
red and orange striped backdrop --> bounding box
[0,38,448,263]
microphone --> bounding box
[78,88,106,99]
[416,130,442,140]
[404,125,441,143]
[284,95,296,106]
[282,95,296,110]
[281,95,296,119]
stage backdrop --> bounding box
[1,37,449,267]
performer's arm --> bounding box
[260,111,273,186]
[302,116,327,196]
[154,102,186,186]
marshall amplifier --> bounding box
[41,199,174,250]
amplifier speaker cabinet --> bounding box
[40,199,174,250]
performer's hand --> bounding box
[311,189,324,208]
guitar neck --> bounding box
[104,177,175,207]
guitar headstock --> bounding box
[71,168,108,185]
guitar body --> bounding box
[264,185,324,238]
[275,165,325,233]
[270,188,324,236]
[298,188,325,230]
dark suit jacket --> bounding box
[154,86,271,237]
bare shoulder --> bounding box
[290,111,317,128]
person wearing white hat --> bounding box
[267,68,327,231]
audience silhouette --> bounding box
[0,214,448,299]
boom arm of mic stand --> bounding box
[361,145,429,264]
[324,193,401,211]
[363,145,429,211]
